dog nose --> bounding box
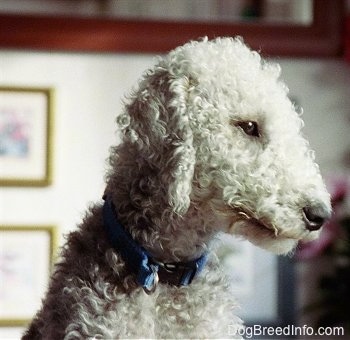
[302,205,331,231]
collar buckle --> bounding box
[103,196,207,292]
[143,265,159,295]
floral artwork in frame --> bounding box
[0,87,54,186]
[0,225,57,326]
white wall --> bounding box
[0,51,155,339]
[1,51,349,338]
[0,51,155,232]
[279,59,350,174]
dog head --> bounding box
[110,37,331,256]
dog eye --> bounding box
[237,121,260,137]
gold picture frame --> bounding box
[0,86,54,186]
[0,225,58,326]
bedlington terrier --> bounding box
[23,37,331,339]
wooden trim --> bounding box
[0,0,344,56]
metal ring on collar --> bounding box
[143,267,159,295]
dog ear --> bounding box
[120,68,196,216]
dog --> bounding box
[23,37,331,339]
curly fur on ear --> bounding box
[106,66,196,222]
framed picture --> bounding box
[218,236,295,329]
[0,86,54,186]
[0,225,57,326]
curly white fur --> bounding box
[23,37,331,339]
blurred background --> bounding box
[0,1,349,339]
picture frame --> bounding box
[0,86,54,187]
[218,236,295,329]
[0,225,57,326]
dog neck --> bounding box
[102,195,208,293]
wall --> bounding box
[280,59,350,174]
[0,50,155,233]
[1,51,350,338]
[0,52,155,339]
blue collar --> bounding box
[102,196,208,293]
